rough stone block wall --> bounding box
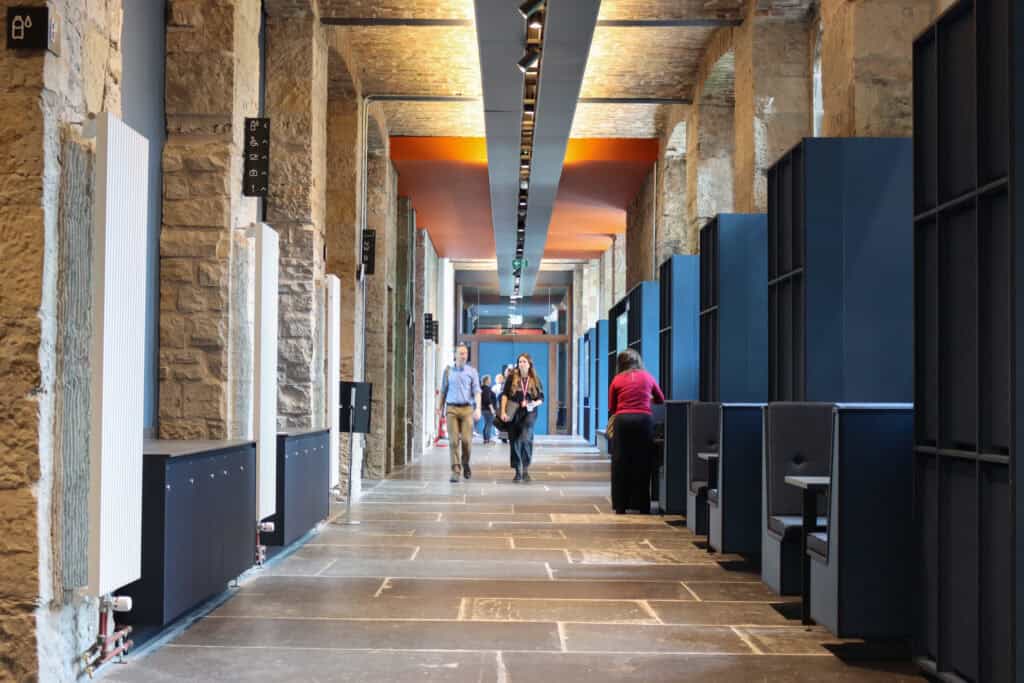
[613,234,627,302]
[734,9,811,212]
[0,0,124,678]
[820,0,934,138]
[266,13,329,430]
[160,0,261,441]
[364,149,397,478]
[413,229,440,458]
[581,260,601,333]
[392,197,414,470]
[656,155,689,262]
[625,168,656,290]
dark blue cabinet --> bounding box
[913,1,1019,679]
[589,320,609,441]
[767,138,913,403]
[699,214,768,403]
[609,281,660,384]
[263,429,330,547]
[658,256,699,401]
[122,440,256,628]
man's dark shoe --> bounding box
[463,464,472,480]
[512,470,522,482]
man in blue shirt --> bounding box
[438,343,482,482]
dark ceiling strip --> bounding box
[368,94,479,102]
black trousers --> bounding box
[509,411,537,470]
[611,413,654,513]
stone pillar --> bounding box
[582,260,601,331]
[599,242,614,315]
[160,0,260,441]
[820,0,934,137]
[363,118,396,479]
[687,97,735,240]
[265,9,328,430]
[392,197,414,470]
[613,233,627,302]
[656,154,689,261]
[325,48,363,489]
[734,5,812,212]
[625,168,656,290]
[413,230,440,458]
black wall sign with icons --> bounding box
[7,6,56,52]
[243,118,270,197]
[361,230,376,275]
[424,313,434,341]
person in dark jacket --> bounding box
[480,375,498,444]
[608,348,665,514]
[500,353,544,482]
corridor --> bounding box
[108,439,919,682]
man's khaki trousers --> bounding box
[446,405,474,472]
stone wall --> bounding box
[0,0,123,678]
[613,234,626,302]
[160,0,261,440]
[266,11,328,430]
[413,230,440,457]
[625,168,656,290]
[820,0,934,137]
[392,197,414,470]
[734,4,811,212]
[363,138,398,478]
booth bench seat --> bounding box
[768,515,828,541]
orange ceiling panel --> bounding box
[391,137,657,260]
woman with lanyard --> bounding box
[500,353,544,482]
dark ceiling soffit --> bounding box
[322,18,741,28]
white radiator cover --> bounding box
[326,275,341,488]
[87,113,149,597]
[254,224,279,520]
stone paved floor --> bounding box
[108,436,922,682]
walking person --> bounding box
[500,353,544,482]
[480,375,498,444]
[608,349,665,514]
[437,343,482,483]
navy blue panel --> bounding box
[717,405,763,554]
[595,320,609,431]
[835,408,913,638]
[478,342,550,435]
[661,256,700,401]
[800,138,914,402]
[584,327,595,443]
[717,215,768,402]
[1014,1,1024,675]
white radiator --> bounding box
[254,224,279,520]
[87,113,148,597]
[326,275,340,489]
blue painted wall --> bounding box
[121,0,166,431]
[477,342,550,435]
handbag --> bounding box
[495,400,521,431]
[606,414,616,440]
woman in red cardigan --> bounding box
[608,348,665,514]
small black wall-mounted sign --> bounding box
[424,313,434,341]
[432,320,439,343]
[361,230,376,275]
[243,118,270,197]
[7,6,58,53]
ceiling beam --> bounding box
[596,19,742,27]
[367,95,691,105]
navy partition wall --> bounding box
[609,282,660,386]
[913,1,1020,679]
[767,137,913,403]
[699,214,768,403]
[590,320,610,440]
[577,335,586,439]
[659,256,699,400]
[479,342,550,435]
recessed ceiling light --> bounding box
[517,49,540,73]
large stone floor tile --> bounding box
[108,648,501,683]
[683,581,797,603]
[551,563,744,582]
[382,578,694,600]
[500,652,924,682]
[177,616,562,652]
[414,547,570,564]
[648,601,798,626]
[466,597,655,623]
[560,623,750,654]
[318,559,551,580]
